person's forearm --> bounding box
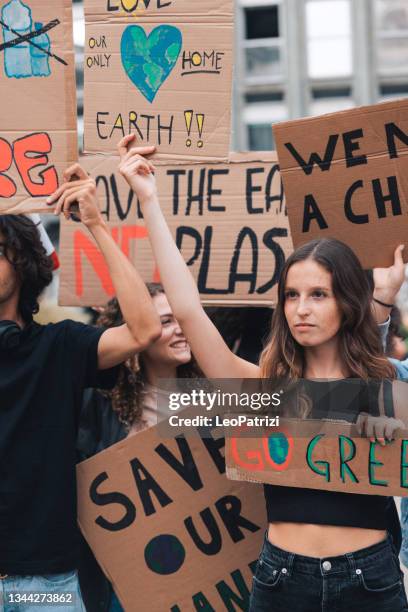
[378,317,390,352]
[372,302,392,324]
[372,244,405,324]
[89,220,160,342]
[372,289,394,324]
[140,195,202,322]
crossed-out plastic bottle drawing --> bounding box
[30,22,51,77]
[1,0,51,78]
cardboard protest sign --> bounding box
[58,152,292,306]
[226,419,408,497]
[77,425,266,611]
[83,0,234,161]
[273,99,408,268]
[0,0,77,214]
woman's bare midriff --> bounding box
[268,522,387,558]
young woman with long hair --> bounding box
[77,283,200,612]
[116,135,408,611]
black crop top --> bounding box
[264,379,394,531]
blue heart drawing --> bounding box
[120,25,182,103]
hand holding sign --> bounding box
[373,245,405,306]
[356,412,405,446]
[47,163,102,227]
[117,134,157,204]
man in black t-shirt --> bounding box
[0,159,161,609]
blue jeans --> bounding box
[401,497,408,568]
[0,571,86,611]
[249,534,408,612]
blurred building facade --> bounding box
[73,0,408,151]
[234,0,408,149]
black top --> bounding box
[0,320,117,575]
[264,379,395,532]
[77,389,127,462]
[77,390,127,612]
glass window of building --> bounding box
[379,83,408,102]
[242,1,283,84]
[309,86,354,116]
[375,0,408,75]
[306,0,352,79]
[244,97,287,150]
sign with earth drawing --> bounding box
[83,0,234,161]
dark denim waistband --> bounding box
[261,533,397,577]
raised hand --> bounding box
[373,244,405,306]
[117,134,157,204]
[46,163,103,228]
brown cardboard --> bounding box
[226,418,408,496]
[83,0,233,161]
[0,0,77,214]
[273,99,408,268]
[58,152,292,306]
[77,425,266,611]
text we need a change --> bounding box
[274,99,408,268]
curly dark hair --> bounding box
[0,215,53,322]
[97,284,201,430]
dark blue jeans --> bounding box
[249,534,408,612]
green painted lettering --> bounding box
[368,441,388,487]
[339,435,359,483]
[306,435,330,482]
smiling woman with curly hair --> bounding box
[94,284,201,432]
[77,283,201,612]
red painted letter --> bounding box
[0,137,16,198]
[74,230,115,297]
[13,132,58,197]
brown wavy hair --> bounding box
[0,215,53,322]
[259,238,395,382]
[97,284,201,429]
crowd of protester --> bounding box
[1,138,408,610]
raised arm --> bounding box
[372,245,408,376]
[117,135,259,378]
[372,245,405,325]
[47,162,161,369]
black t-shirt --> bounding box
[0,320,117,575]
[77,389,127,462]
